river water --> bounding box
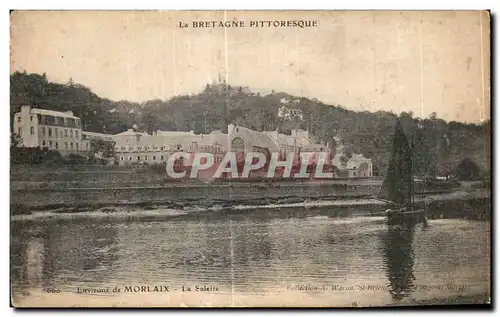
[11,209,490,307]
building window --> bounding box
[76,143,79,150]
[17,116,21,123]
[153,156,156,160]
[160,155,164,161]
[65,129,68,137]
[129,156,132,161]
[55,128,58,137]
[231,137,245,150]
[30,127,34,135]
[42,141,46,147]
[137,156,141,161]
[18,127,21,135]
[144,156,148,161]
[48,128,52,137]
[65,142,68,150]
[49,141,53,148]
[120,156,124,161]
[30,116,33,122]
[41,127,46,136]
[75,131,78,138]
[70,142,73,149]
[55,142,59,149]
[70,130,73,137]
[160,146,165,151]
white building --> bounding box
[13,106,92,155]
[345,153,373,178]
[112,129,227,166]
[277,105,304,120]
[328,137,373,178]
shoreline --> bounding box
[11,189,490,222]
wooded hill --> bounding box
[10,71,491,177]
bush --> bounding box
[66,153,87,166]
[11,146,64,166]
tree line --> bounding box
[10,72,490,177]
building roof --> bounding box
[346,153,372,169]
[263,130,311,148]
[114,129,150,137]
[233,126,278,151]
[199,133,228,149]
[155,130,195,137]
[83,131,113,137]
[30,108,80,119]
[301,142,327,151]
[331,154,343,168]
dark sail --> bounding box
[379,119,413,206]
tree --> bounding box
[10,133,22,148]
[89,139,115,163]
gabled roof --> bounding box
[233,126,278,151]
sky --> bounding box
[10,10,490,123]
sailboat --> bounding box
[379,119,428,228]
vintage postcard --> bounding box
[10,10,491,307]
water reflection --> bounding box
[10,211,490,306]
[382,225,416,300]
[11,221,119,296]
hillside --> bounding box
[10,72,491,177]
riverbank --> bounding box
[11,175,385,212]
[11,188,490,222]
[10,165,490,216]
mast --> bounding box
[410,133,415,210]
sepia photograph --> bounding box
[9,10,491,307]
